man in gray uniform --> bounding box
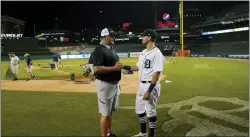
[169,45,176,63]
[88,28,122,137]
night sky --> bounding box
[2,1,248,36]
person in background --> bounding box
[52,53,59,71]
[24,53,36,81]
[58,54,62,67]
[10,52,20,81]
[169,45,176,63]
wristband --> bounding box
[147,83,156,93]
[123,65,131,71]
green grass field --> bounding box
[1,57,249,136]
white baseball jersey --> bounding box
[136,47,165,82]
[11,56,20,66]
[135,47,165,117]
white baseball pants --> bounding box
[135,82,161,117]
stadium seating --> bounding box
[1,38,53,56]
[129,46,145,52]
[192,3,248,28]
[114,44,136,52]
[79,47,96,53]
[186,41,249,55]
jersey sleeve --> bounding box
[136,50,144,69]
[136,60,140,68]
[153,50,165,73]
[88,47,104,66]
[136,60,141,71]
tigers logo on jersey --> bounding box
[144,59,151,69]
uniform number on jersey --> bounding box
[144,59,151,69]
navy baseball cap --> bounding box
[101,28,118,37]
[141,29,158,40]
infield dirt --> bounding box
[1,72,166,94]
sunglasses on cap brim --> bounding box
[107,33,118,38]
[140,34,151,38]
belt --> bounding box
[141,81,151,83]
[97,79,118,85]
[106,81,118,85]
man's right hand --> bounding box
[114,62,122,71]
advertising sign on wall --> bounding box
[228,55,249,59]
[68,52,80,55]
[1,34,23,39]
[117,53,128,58]
[130,52,141,57]
[60,54,91,59]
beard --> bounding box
[142,40,149,45]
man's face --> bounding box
[142,36,150,45]
[10,54,15,57]
[105,35,114,45]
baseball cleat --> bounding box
[13,78,18,81]
[26,79,30,81]
[108,132,117,137]
[132,132,147,137]
[32,75,36,79]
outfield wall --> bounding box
[189,54,249,59]
[1,55,54,61]
[1,52,249,61]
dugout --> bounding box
[1,15,25,35]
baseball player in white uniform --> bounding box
[10,52,20,81]
[122,29,165,137]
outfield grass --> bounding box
[1,57,249,136]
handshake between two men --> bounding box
[113,62,138,72]
[114,62,123,71]
[108,62,151,100]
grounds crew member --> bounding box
[58,54,62,67]
[88,28,122,137]
[52,53,60,71]
[170,45,176,63]
[122,29,165,137]
[10,52,20,81]
[24,53,36,81]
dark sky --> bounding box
[2,1,248,36]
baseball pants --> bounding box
[135,82,161,117]
[172,51,176,57]
[27,65,33,73]
[94,79,120,116]
[54,62,59,70]
[11,65,19,74]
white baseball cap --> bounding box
[24,53,30,57]
[101,28,118,37]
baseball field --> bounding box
[1,57,249,136]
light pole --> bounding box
[179,0,184,56]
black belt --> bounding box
[97,79,118,85]
[141,81,151,83]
